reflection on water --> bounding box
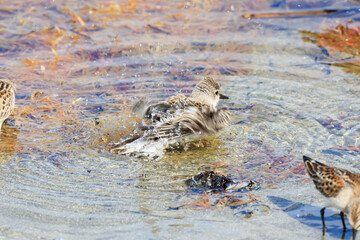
[0,122,18,168]
[0,0,359,239]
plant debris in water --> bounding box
[169,191,257,210]
[301,23,360,76]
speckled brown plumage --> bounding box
[139,77,231,141]
[144,94,208,122]
[0,79,15,129]
[303,155,360,237]
[145,106,231,141]
[111,77,231,156]
[303,156,360,198]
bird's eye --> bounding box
[215,91,219,95]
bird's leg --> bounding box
[353,228,357,240]
[321,207,326,235]
[340,211,347,231]
[341,227,346,240]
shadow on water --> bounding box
[268,196,353,240]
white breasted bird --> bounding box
[111,77,231,158]
[303,155,360,240]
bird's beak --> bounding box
[220,93,229,99]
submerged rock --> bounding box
[185,171,254,192]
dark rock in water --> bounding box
[185,171,256,192]
[185,171,235,192]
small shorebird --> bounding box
[0,79,15,130]
[110,77,231,157]
[303,155,360,239]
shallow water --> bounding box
[0,0,360,239]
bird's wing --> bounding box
[337,168,360,190]
[143,102,174,122]
[303,156,360,198]
[0,80,14,93]
[142,94,191,122]
[145,106,231,140]
[0,80,15,119]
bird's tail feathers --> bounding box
[303,155,328,178]
[110,136,167,159]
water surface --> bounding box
[0,0,360,239]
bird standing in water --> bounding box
[111,77,231,158]
[303,155,360,240]
[0,79,15,130]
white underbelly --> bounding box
[327,186,354,212]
